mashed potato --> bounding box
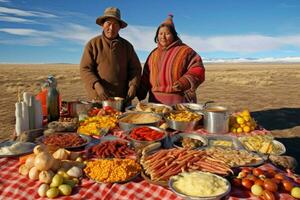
[172,171,229,197]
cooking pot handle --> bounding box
[203,100,215,109]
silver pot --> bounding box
[203,106,229,134]
[102,97,124,111]
[66,101,93,117]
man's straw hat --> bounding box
[96,7,127,28]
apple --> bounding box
[291,187,300,199]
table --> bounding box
[0,129,297,200]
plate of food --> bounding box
[205,147,265,167]
[86,136,136,159]
[84,158,141,184]
[125,102,172,115]
[238,135,286,155]
[169,171,231,200]
[206,135,244,150]
[140,148,233,186]
[171,133,208,150]
[0,140,36,158]
[36,132,91,150]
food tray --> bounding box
[206,135,244,150]
[86,170,140,184]
[125,103,172,115]
[168,171,231,200]
[239,136,286,156]
[86,135,136,159]
[118,112,162,131]
[0,141,36,158]
[36,133,91,150]
[141,170,168,187]
[85,158,141,184]
[171,133,208,150]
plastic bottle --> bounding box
[47,75,60,122]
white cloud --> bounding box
[0,28,47,36]
[51,23,98,44]
[0,6,56,18]
[0,0,10,2]
[121,25,157,51]
[1,23,300,55]
[0,16,36,23]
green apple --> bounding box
[51,174,63,187]
[291,187,300,198]
[58,184,72,196]
[46,188,59,199]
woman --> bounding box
[137,15,205,105]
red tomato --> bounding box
[242,178,254,189]
[232,178,242,187]
[253,168,264,177]
[274,173,285,181]
[247,174,258,182]
[281,180,294,192]
[255,179,264,186]
[242,167,253,174]
[266,169,277,178]
[263,180,278,192]
[261,190,275,200]
[271,178,281,185]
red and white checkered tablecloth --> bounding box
[0,157,297,200]
[0,157,181,200]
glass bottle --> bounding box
[47,75,60,122]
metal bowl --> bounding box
[175,103,204,111]
[172,133,208,149]
[118,111,162,131]
[206,135,244,150]
[164,111,202,131]
[169,171,231,200]
[102,97,124,111]
[127,126,167,149]
[125,103,172,115]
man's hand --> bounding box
[126,85,136,100]
[94,82,109,100]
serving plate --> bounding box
[239,136,286,156]
[86,135,136,159]
[125,103,172,115]
[171,133,208,150]
[36,133,91,150]
[86,170,140,184]
[85,158,141,184]
[206,135,244,150]
[169,171,231,200]
[0,140,35,158]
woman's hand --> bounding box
[94,82,109,100]
[172,81,182,92]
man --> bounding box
[80,7,141,103]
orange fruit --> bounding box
[243,126,251,133]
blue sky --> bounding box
[0,0,300,63]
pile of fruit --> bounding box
[231,167,300,199]
[229,109,257,134]
[18,145,85,198]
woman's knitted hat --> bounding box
[161,14,175,28]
